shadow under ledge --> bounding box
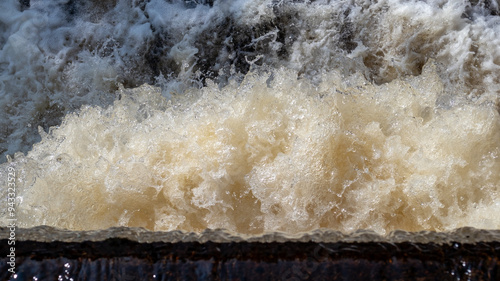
[1,226,499,280]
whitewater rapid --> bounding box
[1,0,499,235]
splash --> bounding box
[2,62,499,235]
[2,0,500,161]
[1,0,500,235]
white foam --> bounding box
[1,0,500,235]
[2,63,499,235]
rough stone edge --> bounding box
[1,226,499,244]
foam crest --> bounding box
[2,62,499,235]
[2,0,500,163]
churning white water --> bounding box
[0,0,499,235]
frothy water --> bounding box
[1,0,500,235]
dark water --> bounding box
[1,240,500,280]
[1,227,500,280]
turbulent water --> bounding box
[0,0,500,235]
